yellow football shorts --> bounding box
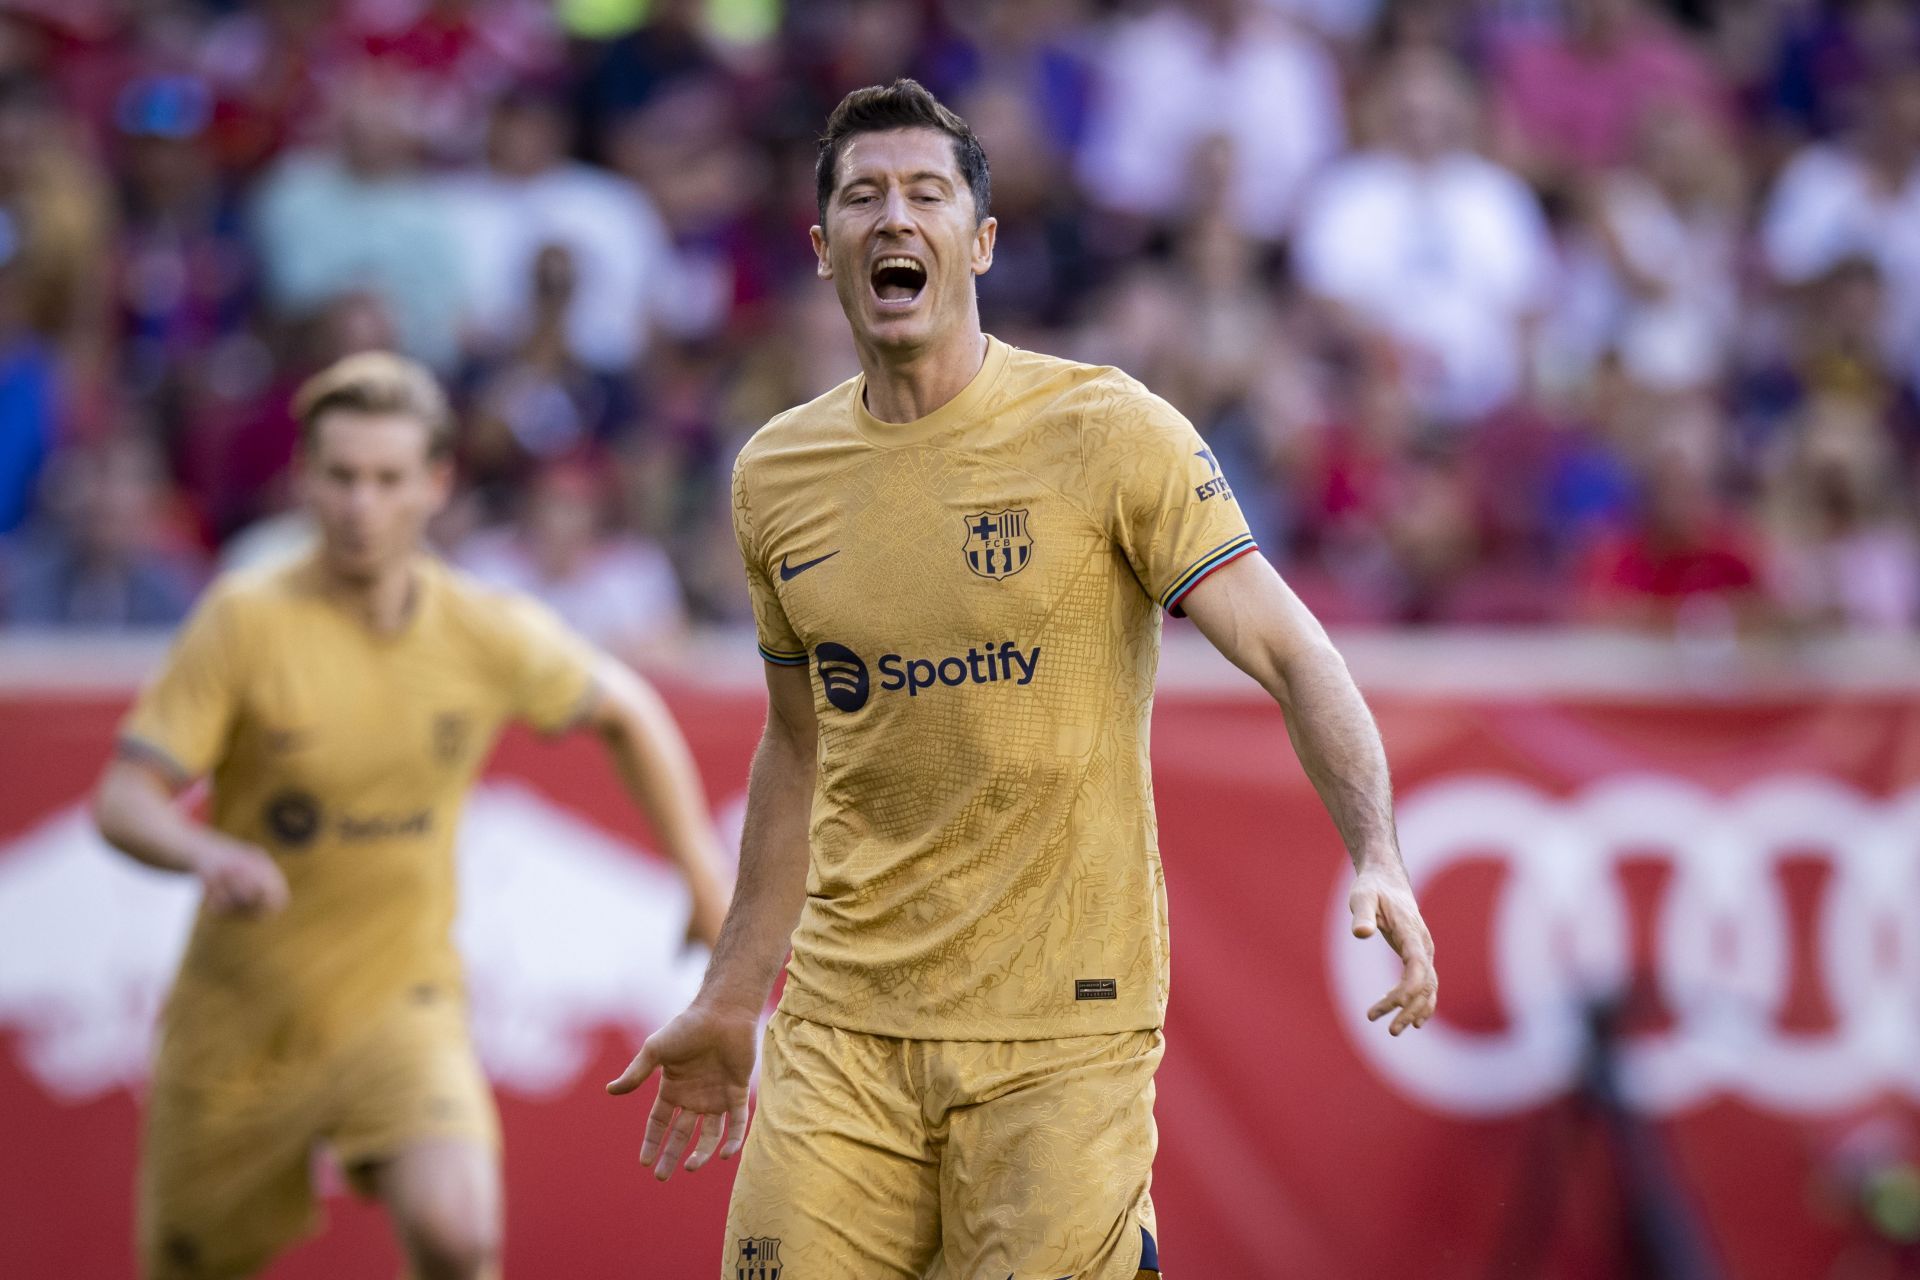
[136,987,498,1280]
[724,1012,1164,1279]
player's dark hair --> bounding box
[294,351,455,460]
[815,79,990,227]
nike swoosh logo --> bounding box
[778,550,840,581]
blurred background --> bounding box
[0,0,1914,641]
[0,0,1918,1277]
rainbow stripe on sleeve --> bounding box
[1161,534,1259,617]
[758,643,810,667]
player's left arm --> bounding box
[1179,554,1437,1036]
[576,656,733,948]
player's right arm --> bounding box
[91,584,288,916]
[93,757,288,915]
[605,657,816,1181]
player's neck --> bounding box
[313,553,423,636]
[858,327,988,425]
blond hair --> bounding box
[293,351,454,459]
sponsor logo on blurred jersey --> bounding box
[265,791,321,847]
[1193,448,1232,502]
[736,1236,781,1280]
[0,786,720,1100]
[963,509,1033,580]
[434,711,472,765]
[336,810,433,842]
[1330,774,1920,1118]
[814,641,1042,710]
[263,794,433,845]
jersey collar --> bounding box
[852,334,1011,448]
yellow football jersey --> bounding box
[119,555,598,1074]
[733,335,1256,1040]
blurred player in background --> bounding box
[610,80,1437,1279]
[92,352,733,1280]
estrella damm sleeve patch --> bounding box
[1087,379,1257,617]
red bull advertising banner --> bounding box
[1,656,1916,1278]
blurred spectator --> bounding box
[458,459,688,657]
[1766,0,1920,139]
[1761,66,1920,396]
[252,67,463,369]
[958,77,1093,331]
[602,76,779,341]
[0,210,57,536]
[1,435,204,628]
[1573,103,1745,394]
[462,242,638,517]
[923,0,1094,155]
[0,73,114,388]
[197,0,350,174]
[443,87,676,369]
[1492,0,1727,182]
[575,0,726,149]
[1077,0,1344,241]
[1764,395,1920,632]
[110,73,255,405]
[352,0,564,160]
[1579,398,1764,630]
[1295,49,1553,424]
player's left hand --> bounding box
[1349,860,1437,1036]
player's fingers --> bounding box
[1384,898,1434,961]
[637,1092,675,1164]
[606,1042,659,1095]
[683,1111,726,1171]
[1412,973,1440,1028]
[1349,886,1379,939]
[1367,987,1403,1022]
[652,1109,700,1181]
[718,1101,750,1160]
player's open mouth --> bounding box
[869,255,927,309]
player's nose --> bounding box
[878,185,914,234]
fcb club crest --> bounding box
[736,1237,782,1280]
[962,508,1034,580]
[433,711,472,765]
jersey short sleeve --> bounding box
[119,584,245,782]
[1093,383,1259,617]
[732,452,806,667]
[496,595,601,734]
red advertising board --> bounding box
[1,662,1913,1278]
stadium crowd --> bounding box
[0,0,1916,652]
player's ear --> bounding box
[810,225,831,279]
[426,455,455,508]
[971,215,996,276]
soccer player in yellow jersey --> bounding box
[91,352,734,1280]
[609,81,1438,1279]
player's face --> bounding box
[811,128,996,355]
[301,410,452,582]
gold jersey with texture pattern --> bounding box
[733,336,1256,1041]
[119,555,598,1076]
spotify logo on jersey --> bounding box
[815,643,871,712]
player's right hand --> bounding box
[605,1001,756,1182]
[194,841,291,916]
